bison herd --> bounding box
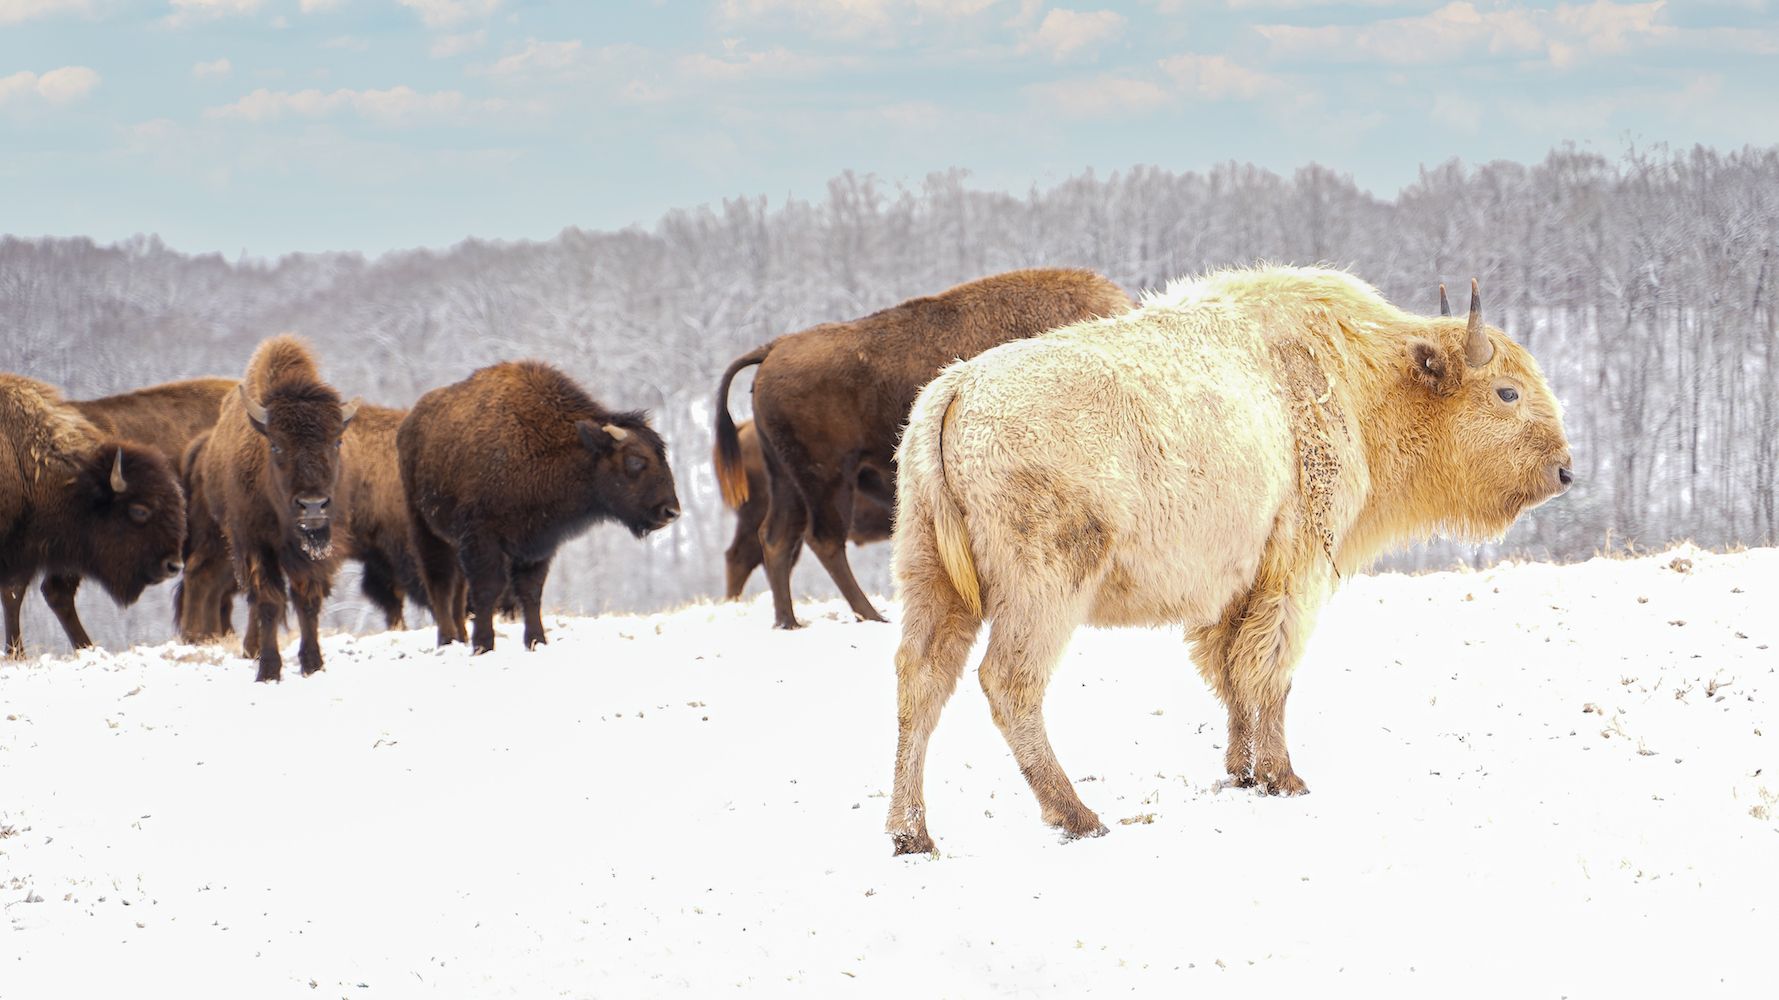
[1,264,1573,852]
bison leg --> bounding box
[804,480,888,624]
[509,558,552,650]
[457,536,508,655]
[886,527,983,856]
[39,574,94,651]
[979,609,1106,841]
[723,496,767,601]
[358,554,406,631]
[759,465,810,630]
[411,516,463,646]
[1194,571,1322,796]
[290,574,326,677]
[1254,682,1306,795]
[2,582,25,659]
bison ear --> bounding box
[239,385,269,436]
[576,419,615,456]
[1409,339,1457,396]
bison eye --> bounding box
[623,454,646,478]
[128,503,150,525]
[269,442,284,456]
[335,439,343,450]
[1496,387,1520,404]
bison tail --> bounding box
[920,380,982,619]
[713,343,772,509]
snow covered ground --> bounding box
[3,545,1775,998]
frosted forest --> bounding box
[6,142,1776,652]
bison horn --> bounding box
[602,424,630,442]
[239,385,270,428]
[1439,283,1451,317]
[340,397,360,427]
[1465,277,1493,367]
[110,448,128,494]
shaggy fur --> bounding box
[40,378,237,647]
[713,268,1133,629]
[1,375,186,657]
[399,361,680,654]
[340,404,427,630]
[201,335,356,682]
[174,430,239,642]
[885,265,1573,854]
[721,418,891,600]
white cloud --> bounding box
[717,0,1000,40]
[1256,1,1670,68]
[1022,8,1126,61]
[396,0,500,29]
[479,39,584,77]
[192,57,233,78]
[1026,74,1171,116]
[0,64,100,106]
[166,0,262,22]
[678,46,859,80]
[1158,52,1279,99]
[0,0,90,25]
[206,85,507,125]
[299,0,345,11]
[430,29,486,58]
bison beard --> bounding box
[398,361,680,655]
[885,266,1573,854]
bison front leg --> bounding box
[456,536,508,655]
[509,558,551,650]
[39,574,94,651]
[2,582,25,659]
[289,574,327,677]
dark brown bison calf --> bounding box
[721,418,890,600]
[398,361,680,654]
[201,336,358,682]
[2,375,187,657]
[714,268,1132,629]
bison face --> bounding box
[244,385,358,560]
[1408,324,1572,540]
[577,419,681,539]
[81,444,187,605]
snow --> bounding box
[3,545,1775,997]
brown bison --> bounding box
[721,418,891,601]
[1,375,187,657]
[885,268,1573,853]
[399,361,680,654]
[201,336,358,682]
[11,377,234,650]
[174,429,239,642]
[340,403,425,629]
[713,268,1132,630]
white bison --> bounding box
[886,266,1573,854]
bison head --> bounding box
[241,384,358,560]
[78,443,187,605]
[1407,280,1572,539]
[576,416,681,538]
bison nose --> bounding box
[162,558,183,579]
[1558,467,1574,487]
[655,503,680,525]
[294,495,331,529]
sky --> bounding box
[2,0,1775,258]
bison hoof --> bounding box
[255,665,282,683]
[471,641,495,656]
[891,831,937,856]
[1261,771,1310,796]
[524,632,547,650]
[773,617,807,631]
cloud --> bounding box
[430,30,486,58]
[299,0,344,10]
[1026,74,1171,116]
[166,0,262,23]
[0,0,91,25]
[1158,52,1280,99]
[206,85,508,125]
[1255,1,1670,68]
[0,64,100,106]
[192,57,233,78]
[396,0,500,29]
[716,0,1000,40]
[1022,8,1126,61]
[477,39,584,77]
[678,46,859,80]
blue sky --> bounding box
[2,0,1774,257]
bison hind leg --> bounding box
[886,508,983,856]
